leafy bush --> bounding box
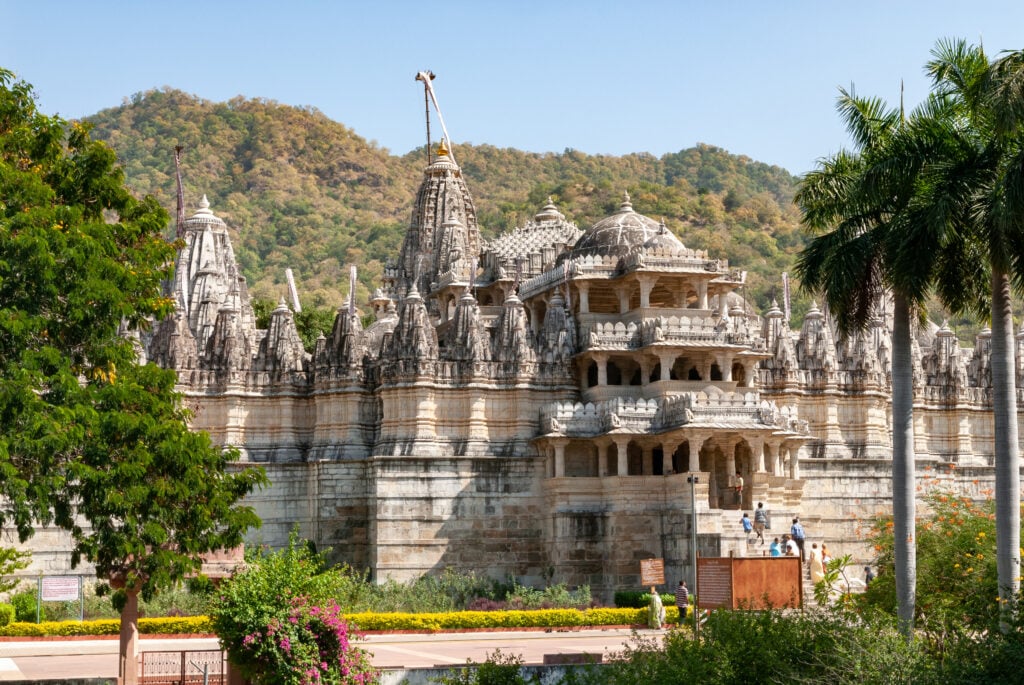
[0,603,14,627]
[590,609,931,685]
[431,649,540,685]
[613,591,681,609]
[10,591,40,623]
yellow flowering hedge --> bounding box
[0,607,678,637]
[0,616,213,637]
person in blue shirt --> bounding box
[791,517,806,561]
[770,537,782,557]
[740,512,753,540]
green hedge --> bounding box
[0,608,683,637]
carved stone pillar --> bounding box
[662,441,680,474]
[658,352,673,381]
[743,361,758,388]
[750,436,766,473]
[688,433,707,472]
[698,281,709,310]
[618,286,631,314]
[788,443,800,480]
[638,275,657,309]
[597,441,609,477]
[594,353,609,386]
[553,439,567,478]
[577,282,590,314]
[764,441,778,476]
[716,353,733,382]
[614,437,630,476]
[639,358,652,386]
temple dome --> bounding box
[642,219,686,253]
[569,192,661,258]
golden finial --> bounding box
[437,139,449,157]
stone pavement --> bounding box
[0,628,649,681]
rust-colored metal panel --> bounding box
[732,557,802,609]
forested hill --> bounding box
[86,88,805,312]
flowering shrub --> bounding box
[860,484,1010,646]
[235,597,375,685]
[210,534,377,684]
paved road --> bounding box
[0,629,653,680]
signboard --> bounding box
[40,576,81,602]
[697,558,733,609]
[640,558,665,586]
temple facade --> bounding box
[115,134,1020,599]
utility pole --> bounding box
[688,473,700,639]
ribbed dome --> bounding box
[569,192,661,258]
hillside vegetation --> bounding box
[86,88,806,313]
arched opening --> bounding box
[710,363,723,381]
[607,361,623,385]
[629,367,642,385]
[688,366,702,380]
[586,361,598,388]
[608,443,620,476]
[653,446,664,476]
[672,442,689,473]
[649,362,662,383]
[732,363,746,385]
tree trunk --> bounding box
[891,293,916,639]
[119,589,140,685]
[990,268,1020,630]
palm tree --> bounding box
[796,90,922,638]
[926,39,1024,618]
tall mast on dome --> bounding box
[415,71,435,165]
[415,70,457,166]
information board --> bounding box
[640,558,665,586]
[40,576,80,602]
[697,558,733,609]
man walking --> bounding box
[753,502,768,544]
[791,517,806,561]
[675,580,689,624]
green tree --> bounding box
[924,39,1024,621]
[795,89,922,636]
[0,548,30,594]
[0,69,267,683]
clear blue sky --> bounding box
[3,1,1022,175]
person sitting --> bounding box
[769,537,782,557]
